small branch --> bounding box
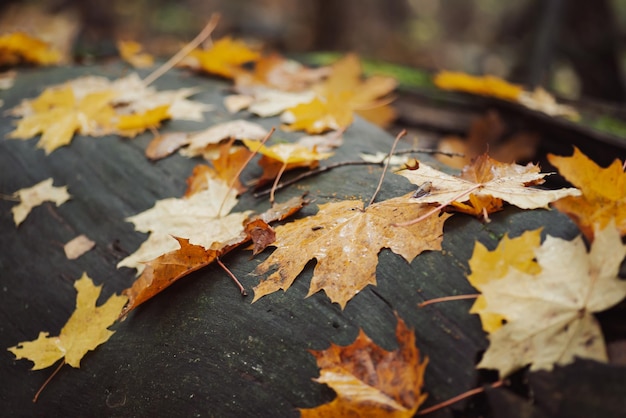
[393,148,464,158]
[253,161,378,198]
[216,257,247,296]
[33,360,65,402]
[393,183,482,227]
[416,380,504,416]
[218,128,274,216]
[367,130,406,208]
[418,294,480,308]
[142,13,221,87]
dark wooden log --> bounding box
[0,64,614,417]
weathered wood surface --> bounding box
[0,64,614,417]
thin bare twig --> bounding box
[142,13,221,86]
[216,257,247,296]
[33,360,65,402]
[416,380,504,415]
[252,147,463,199]
[418,294,480,308]
[218,128,274,216]
[270,162,288,204]
[367,130,406,208]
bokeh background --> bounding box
[0,0,625,102]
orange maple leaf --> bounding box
[548,147,626,240]
[186,36,260,79]
[300,315,428,417]
[0,32,61,66]
[121,198,306,315]
[252,194,450,308]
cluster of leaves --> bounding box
[5,19,626,416]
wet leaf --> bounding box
[253,194,449,308]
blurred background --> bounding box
[0,0,625,103]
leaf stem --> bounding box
[367,129,406,208]
[33,360,65,402]
[218,127,274,216]
[393,183,483,227]
[142,13,221,87]
[418,294,480,308]
[270,162,288,204]
[216,257,247,296]
[416,380,503,415]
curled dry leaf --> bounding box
[181,119,268,158]
[478,223,626,377]
[146,132,190,160]
[121,196,306,315]
[11,178,70,226]
[242,138,334,186]
[397,154,581,216]
[234,54,330,93]
[467,229,542,333]
[8,273,127,370]
[252,194,450,308]
[117,176,250,273]
[548,147,626,240]
[301,315,428,417]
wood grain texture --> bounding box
[0,65,581,417]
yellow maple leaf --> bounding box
[0,32,61,66]
[281,95,353,134]
[7,273,127,370]
[187,36,260,79]
[117,40,154,68]
[548,147,626,240]
[478,223,626,377]
[282,54,397,133]
[434,71,523,101]
[8,86,116,154]
[467,229,542,333]
[116,105,171,137]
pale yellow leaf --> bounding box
[478,223,626,377]
[11,178,70,226]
